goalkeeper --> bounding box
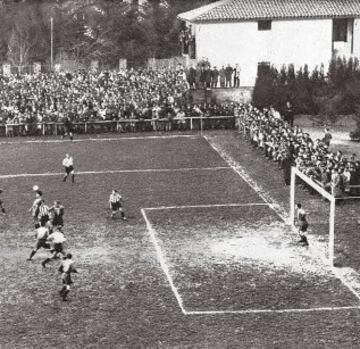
[295,203,309,246]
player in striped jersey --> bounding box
[59,253,78,301]
[38,200,50,227]
[62,153,75,183]
[29,190,43,223]
[27,223,50,261]
[109,189,126,220]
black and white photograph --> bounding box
[1,0,360,348]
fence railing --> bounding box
[0,116,240,137]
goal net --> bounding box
[290,166,360,267]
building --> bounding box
[178,0,360,87]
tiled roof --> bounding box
[178,0,360,23]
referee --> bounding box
[62,153,75,183]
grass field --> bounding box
[1,131,360,349]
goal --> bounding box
[290,166,336,266]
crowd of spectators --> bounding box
[240,104,360,198]
[0,68,238,135]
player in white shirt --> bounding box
[62,153,75,183]
[59,253,78,301]
[27,223,50,261]
[41,228,67,268]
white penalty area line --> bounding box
[142,205,360,316]
[184,305,360,316]
[144,203,269,211]
[0,134,198,145]
[0,166,231,179]
[141,208,187,315]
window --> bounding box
[333,19,348,42]
[258,20,272,31]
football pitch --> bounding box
[1,131,360,349]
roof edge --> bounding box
[192,14,360,24]
[177,0,228,22]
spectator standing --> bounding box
[284,100,294,127]
[199,67,206,89]
[195,67,202,89]
[225,64,233,88]
[204,66,211,89]
[211,66,219,88]
[322,127,332,147]
[233,64,240,88]
[188,66,196,89]
[219,66,226,88]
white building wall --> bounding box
[194,19,333,86]
[353,19,360,57]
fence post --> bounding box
[190,117,193,131]
[42,123,46,136]
[85,122,88,134]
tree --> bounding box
[7,2,49,69]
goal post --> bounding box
[290,166,336,266]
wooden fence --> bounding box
[1,116,240,137]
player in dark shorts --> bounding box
[59,253,78,301]
[109,189,126,220]
[29,190,43,224]
[42,228,67,268]
[27,223,50,261]
[38,200,51,227]
[0,189,6,214]
[62,153,75,183]
[62,116,74,141]
[50,200,65,230]
[295,203,309,246]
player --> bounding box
[59,253,78,301]
[41,228,67,268]
[29,190,43,223]
[0,189,6,214]
[109,189,126,220]
[38,200,51,227]
[295,203,309,246]
[62,153,75,183]
[49,200,65,230]
[61,115,74,141]
[27,223,50,261]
